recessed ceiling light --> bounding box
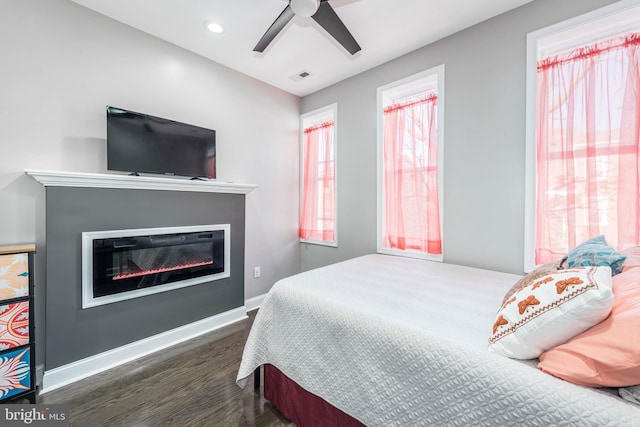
[204,21,223,34]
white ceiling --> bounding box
[70,0,534,97]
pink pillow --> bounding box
[621,246,640,272]
[538,267,640,387]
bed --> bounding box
[236,254,640,426]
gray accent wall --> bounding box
[43,187,245,370]
[300,0,617,275]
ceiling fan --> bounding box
[254,0,361,55]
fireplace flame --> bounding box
[112,260,214,280]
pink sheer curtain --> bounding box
[535,33,640,264]
[382,94,441,254]
[299,121,336,242]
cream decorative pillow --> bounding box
[489,266,614,359]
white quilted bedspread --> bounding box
[237,254,640,426]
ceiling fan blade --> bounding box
[311,1,361,55]
[253,5,296,53]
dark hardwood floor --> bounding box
[39,310,294,427]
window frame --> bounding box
[524,0,640,272]
[376,65,445,261]
[299,103,338,247]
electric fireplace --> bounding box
[82,225,230,308]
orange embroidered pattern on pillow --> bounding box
[502,296,516,309]
[493,315,508,334]
[518,295,540,314]
[555,277,583,294]
[532,276,553,290]
[493,315,509,334]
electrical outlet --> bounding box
[253,266,261,278]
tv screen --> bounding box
[107,106,216,179]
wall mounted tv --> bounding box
[107,106,216,179]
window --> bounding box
[299,104,337,246]
[525,1,640,271]
[377,65,444,261]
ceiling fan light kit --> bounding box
[254,0,361,55]
[290,0,320,17]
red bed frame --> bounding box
[261,364,365,427]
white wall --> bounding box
[299,0,617,275]
[1,0,300,299]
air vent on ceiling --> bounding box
[290,70,312,82]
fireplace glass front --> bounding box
[82,225,229,308]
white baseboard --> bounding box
[245,293,266,311]
[40,306,247,394]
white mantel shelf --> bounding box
[25,170,257,194]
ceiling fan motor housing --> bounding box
[254,0,360,55]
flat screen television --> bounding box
[107,106,216,179]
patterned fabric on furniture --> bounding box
[0,347,30,400]
[0,302,29,350]
[0,253,29,300]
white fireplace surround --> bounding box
[25,169,257,194]
[82,224,231,308]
